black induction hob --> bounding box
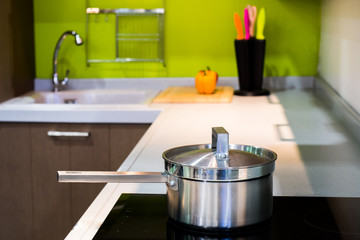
[93,194,360,240]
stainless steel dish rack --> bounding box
[85,7,165,66]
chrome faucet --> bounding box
[52,31,83,92]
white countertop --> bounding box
[0,103,161,123]
[0,77,313,124]
[64,87,360,239]
[2,77,359,239]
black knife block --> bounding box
[234,39,269,96]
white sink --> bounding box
[3,89,159,105]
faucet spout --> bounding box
[52,31,83,92]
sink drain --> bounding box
[64,99,77,104]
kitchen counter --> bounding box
[0,103,161,123]
[0,77,313,123]
[2,77,359,239]
[62,81,360,239]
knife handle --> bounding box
[256,8,266,40]
[244,8,250,40]
[234,12,244,40]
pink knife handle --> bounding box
[244,9,250,40]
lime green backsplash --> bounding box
[34,0,321,78]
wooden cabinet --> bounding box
[109,124,152,170]
[0,122,150,240]
[0,123,33,240]
[0,0,34,102]
[31,123,73,239]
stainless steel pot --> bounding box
[58,127,277,229]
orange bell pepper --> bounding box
[195,67,218,94]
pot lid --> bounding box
[163,127,277,181]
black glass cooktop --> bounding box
[94,194,360,240]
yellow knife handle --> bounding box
[256,8,266,40]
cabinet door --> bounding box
[68,124,110,223]
[0,122,149,240]
[110,124,150,170]
[0,123,33,240]
[30,123,72,240]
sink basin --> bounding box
[3,89,159,105]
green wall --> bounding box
[34,0,321,79]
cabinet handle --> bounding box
[47,131,90,137]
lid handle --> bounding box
[212,127,229,160]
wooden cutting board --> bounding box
[152,86,234,103]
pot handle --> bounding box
[57,171,168,183]
[212,127,229,159]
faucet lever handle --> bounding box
[62,69,70,86]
